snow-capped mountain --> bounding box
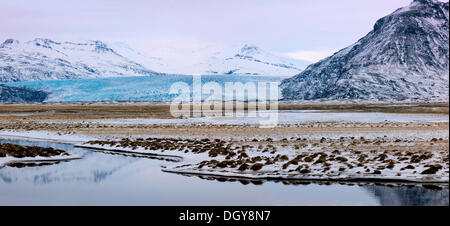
[192,44,309,77]
[281,0,449,101]
[0,39,308,82]
[0,39,160,82]
[112,43,309,77]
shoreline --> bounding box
[0,103,448,185]
[0,141,81,168]
[162,169,450,184]
[1,128,448,184]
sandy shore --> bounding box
[0,102,448,183]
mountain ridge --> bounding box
[111,43,309,77]
[0,38,161,82]
[1,39,308,82]
[280,0,449,101]
[201,44,307,76]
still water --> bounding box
[0,138,448,206]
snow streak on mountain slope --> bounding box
[0,39,160,82]
[107,42,168,72]
[281,0,449,101]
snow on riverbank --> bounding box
[0,130,93,144]
[69,111,449,126]
[0,139,82,168]
[0,112,448,183]
[0,155,80,168]
[79,136,449,183]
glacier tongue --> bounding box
[4,75,282,102]
[280,0,449,102]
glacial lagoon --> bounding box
[0,138,447,206]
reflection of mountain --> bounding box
[0,174,12,183]
[0,154,130,184]
[366,186,449,206]
[174,172,450,206]
[0,140,139,184]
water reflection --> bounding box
[0,139,137,184]
[174,173,449,206]
[366,186,449,206]
[0,139,180,184]
[0,138,448,206]
[7,161,61,168]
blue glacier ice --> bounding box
[3,75,282,102]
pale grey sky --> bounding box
[0,0,447,62]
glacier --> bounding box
[3,75,282,102]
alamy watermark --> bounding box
[169,75,279,128]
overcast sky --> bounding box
[1,0,447,62]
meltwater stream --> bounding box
[0,139,448,206]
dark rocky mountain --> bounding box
[281,0,449,101]
[0,84,48,102]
